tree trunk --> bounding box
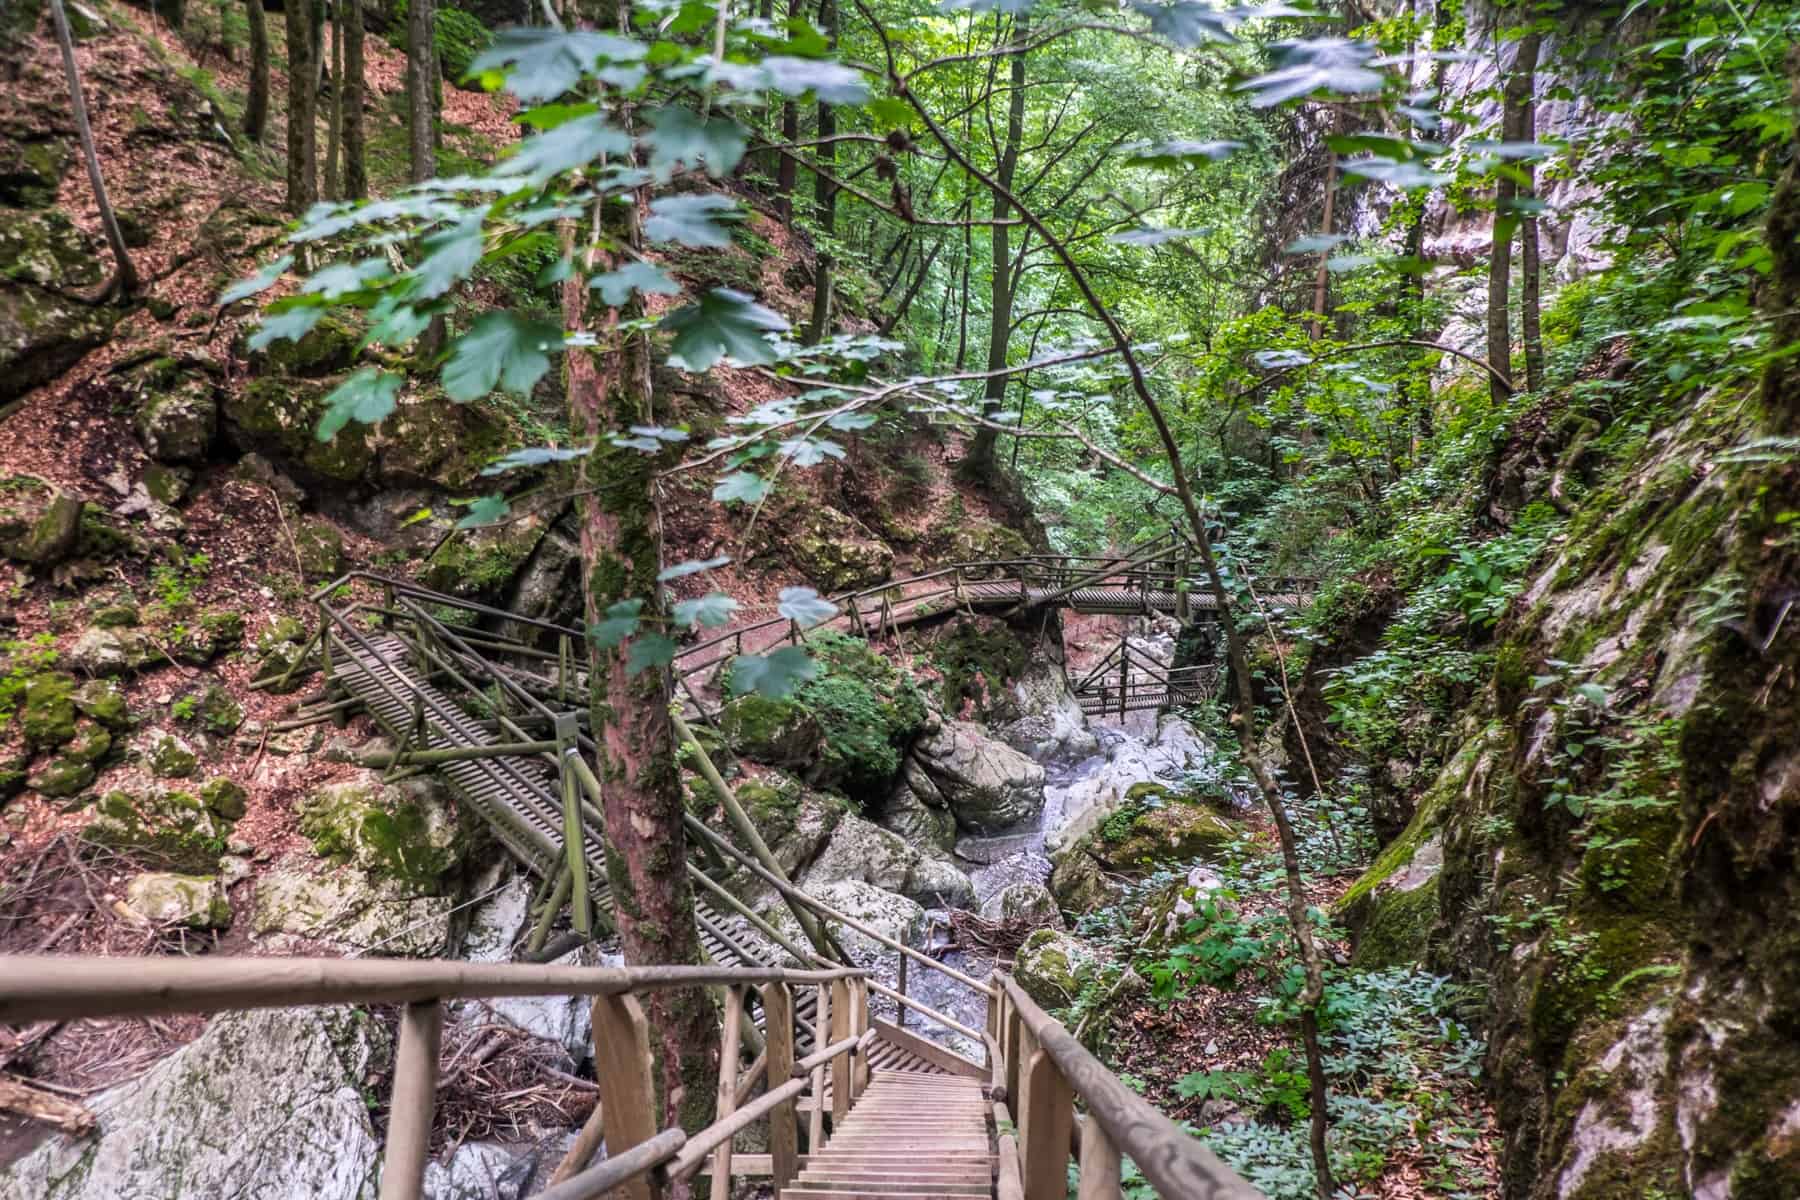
[964,13,1028,473]
[1487,39,1523,406]
[324,1,343,200]
[774,0,799,223]
[343,0,367,199]
[1309,106,1341,340]
[242,0,269,142]
[49,0,138,297]
[804,0,839,344]
[284,0,318,212]
[563,201,721,1149]
[406,0,434,184]
[1516,31,1544,394]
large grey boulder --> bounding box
[134,382,218,462]
[980,880,1062,929]
[880,761,958,853]
[0,1006,386,1199]
[763,879,924,964]
[455,871,599,1066]
[803,815,976,909]
[910,717,1045,834]
[0,475,82,565]
[1013,928,1101,1009]
[1046,714,1213,853]
[252,857,457,957]
[993,662,1098,763]
[123,871,230,928]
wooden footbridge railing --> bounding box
[0,952,1263,1200]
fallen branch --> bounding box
[0,1074,97,1136]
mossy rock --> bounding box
[253,313,361,377]
[1047,844,1113,913]
[718,694,823,769]
[60,719,112,765]
[199,776,247,820]
[0,476,83,566]
[1014,928,1100,1009]
[222,377,376,484]
[0,277,117,403]
[1350,875,1441,969]
[1096,801,1237,869]
[124,871,231,928]
[295,520,345,579]
[142,465,192,505]
[1,753,27,803]
[72,678,131,729]
[928,617,1030,716]
[91,603,141,629]
[86,787,232,871]
[143,730,199,778]
[0,136,69,209]
[298,777,466,891]
[66,624,155,675]
[0,208,100,288]
[19,671,77,749]
[779,505,895,593]
[26,754,95,798]
[178,683,243,735]
[422,516,548,600]
[376,388,512,491]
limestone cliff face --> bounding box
[1349,375,1800,1197]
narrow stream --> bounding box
[891,723,1140,1059]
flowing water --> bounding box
[891,723,1144,1059]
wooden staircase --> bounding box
[786,1071,995,1200]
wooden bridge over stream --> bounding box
[0,532,1281,1199]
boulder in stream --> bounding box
[763,878,925,963]
[1045,714,1215,853]
[980,880,1062,930]
[992,661,1099,763]
[803,814,976,909]
[909,716,1045,833]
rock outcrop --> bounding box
[0,1006,388,1199]
[907,716,1045,833]
[802,814,976,909]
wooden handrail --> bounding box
[536,1127,687,1200]
[994,975,1262,1199]
[0,956,863,1023]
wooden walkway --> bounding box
[787,1072,994,1199]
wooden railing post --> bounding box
[1005,998,1023,1105]
[809,982,830,1152]
[709,985,745,1200]
[895,953,908,1030]
[829,977,851,1124]
[850,978,870,1100]
[761,982,799,1190]
[557,714,591,937]
[378,999,443,1200]
[591,993,658,1200]
[1077,1114,1124,1200]
[1018,1047,1074,1200]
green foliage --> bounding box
[0,634,59,724]
[386,1,494,83]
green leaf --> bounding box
[659,555,733,581]
[455,494,511,529]
[1574,683,1608,708]
[779,437,845,466]
[493,113,632,185]
[590,261,681,306]
[644,194,742,248]
[1125,138,1244,166]
[247,304,324,352]
[365,295,434,348]
[661,288,790,371]
[588,598,644,649]
[302,258,388,299]
[442,313,564,401]
[644,107,748,180]
[713,471,771,504]
[316,369,402,441]
[480,445,592,475]
[729,646,819,699]
[1110,227,1209,246]
[626,634,677,676]
[826,411,877,431]
[218,254,293,305]
[673,593,739,629]
[413,214,486,300]
[866,97,915,130]
[1239,38,1383,107]
[778,587,837,629]
[467,29,647,103]
[757,56,869,102]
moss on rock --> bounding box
[20,670,77,749]
[298,777,466,891]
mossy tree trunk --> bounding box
[804,0,839,344]
[284,0,317,212]
[342,0,366,199]
[405,0,434,185]
[242,0,269,143]
[1516,30,1543,394]
[563,202,720,1149]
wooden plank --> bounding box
[1018,1049,1073,1200]
[591,992,657,1200]
[870,1019,984,1079]
[761,982,800,1190]
[378,1000,442,1200]
[829,978,851,1124]
[709,985,745,1200]
[810,982,830,1152]
[1076,1114,1123,1200]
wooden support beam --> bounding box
[829,977,851,1125]
[1018,1048,1074,1200]
[1077,1113,1124,1200]
[761,982,799,1190]
[591,992,657,1200]
[709,985,745,1200]
[809,982,829,1152]
[378,1000,443,1200]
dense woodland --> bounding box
[2,0,1799,1196]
